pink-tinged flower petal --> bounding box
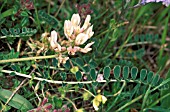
[80,48,92,53]
[84,42,94,49]
[50,30,58,44]
[81,15,91,30]
[67,46,80,55]
[86,25,94,38]
[71,14,81,27]
[65,108,70,112]
[49,30,62,52]
[53,109,57,112]
[75,33,89,45]
[64,20,74,39]
[79,42,94,53]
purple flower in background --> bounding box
[140,0,170,6]
[162,0,170,6]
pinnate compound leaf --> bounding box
[38,10,58,28]
[0,89,34,111]
[1,27,37,37]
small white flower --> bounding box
[49,30,62,52]
[75,33,89,45]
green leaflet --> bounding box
[103,66,111,80]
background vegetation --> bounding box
[0,0,170,111]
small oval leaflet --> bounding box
[140,69,147,82]
[103,66,111,80]
[113,65,121,80]
[147,71,154,84]
[76,71,82,81]
[90,68,97,81]
[123,66,129,80]
[131,66,138,80]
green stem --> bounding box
[0,8,14,20]
[150,78,170,93]
[54,0,66,17]
[149,93,170,108]
[64,97,77,111]
[141,85,151,109]
[95,21,129,38]
[0,54,58,63]
[115,95,143,112]
[106,81,126,112]
[158,11,169,61]
[114,34,132,59]
[47,1,51,14]
[82,88,95,97]
[0,0,7,13]
[33,0,41,32]
[115,78,170,111]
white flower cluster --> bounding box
[46,14,94,65]
[64,14,94,55]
